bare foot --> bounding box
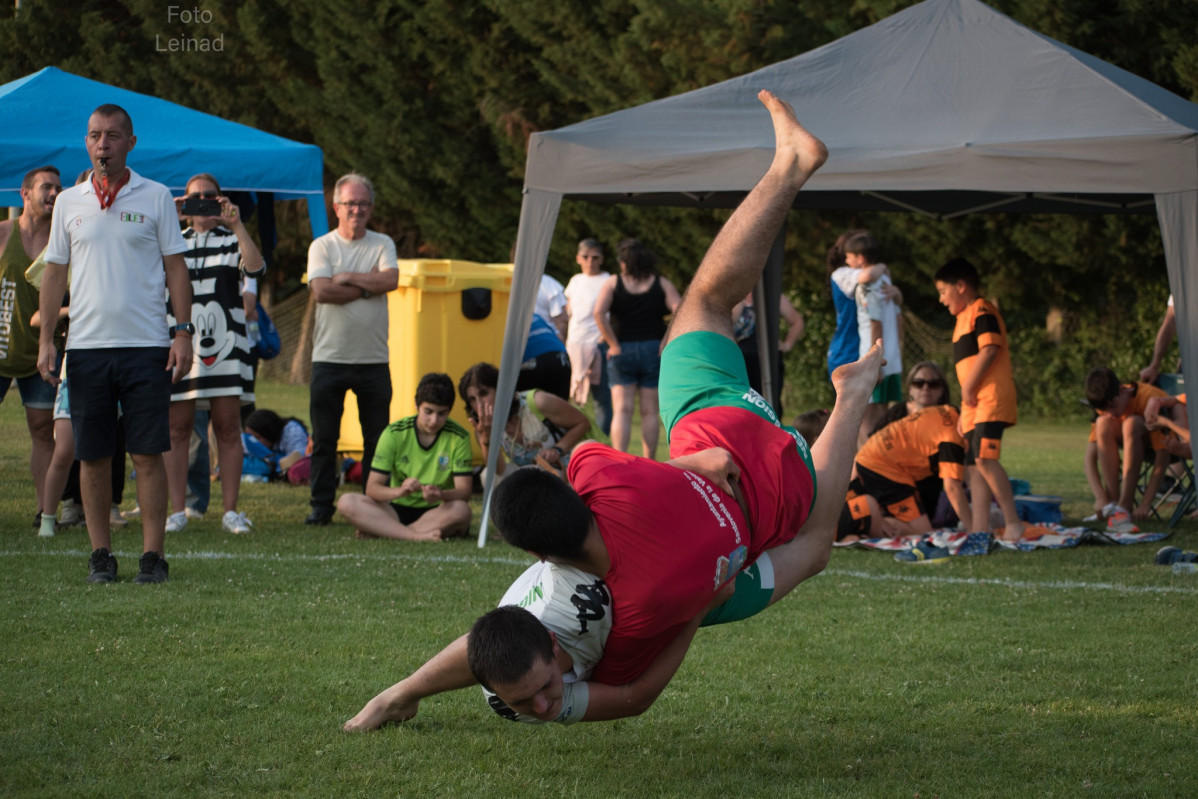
[354,529,379,540]
[830,340,885,405]
[999,522,1024,543]
[758,89,828,182]
[343,687,419,732]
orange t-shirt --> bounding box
[1088,382,1169,449]
[856,405,968,487]
[953,297,1016,431]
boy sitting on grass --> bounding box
[1084,367,1171,531]
[336,372,474,542]
[934,257,1026,543]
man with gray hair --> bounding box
[304,173,398,525]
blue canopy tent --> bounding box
[0,67,327,238]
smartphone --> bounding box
[182,197,222,216]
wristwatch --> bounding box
[173,322,196,337]
[361,289,372,299]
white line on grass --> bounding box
[825,567,1198,595]
[11,550,1197,594]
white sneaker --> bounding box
[165,511,189,533]
[58,498,84,527]
[222,510,253,535]
[185,506,207,520]
[121,505,142,520]
[109,503,129,527]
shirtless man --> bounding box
[345,90,882,729]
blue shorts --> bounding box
[606,339,661,388]
[68,347,170,460]
[0,372,56,410]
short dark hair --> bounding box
[466,605,554,692]
[934,257,980,290]
[617,238,657,280]
[22,165,60,191]
[91,103,133,136]
[1085,367,1122,411]
[415,372,455,409]
[844,232,880,263]
[491,467,592,558]
[244,409,306,445]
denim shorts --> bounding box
[0,371,57,410]
[606,339,661,388]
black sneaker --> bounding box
[1155,546,1198,565]
[133,551,169,584]
[304,510,333,526]
[87,548,118,583]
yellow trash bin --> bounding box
[338,259,513,465]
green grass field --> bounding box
[2,381,1196,798]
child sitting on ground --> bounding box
[1084,367,1172,530]
[336,372,474,542]
[243,409,311,484]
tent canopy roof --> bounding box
[0,67,327,234]
[525,0,1198,216]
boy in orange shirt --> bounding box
[934,258,1027,542]
[1084,368,1172,530]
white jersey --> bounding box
[483,561,611,725]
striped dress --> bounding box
[167,226,255,404]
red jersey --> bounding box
[568,444,750,685]
[667,406,815,559]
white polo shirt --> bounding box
[45,169,187,350]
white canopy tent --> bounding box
[479,0,1198,545]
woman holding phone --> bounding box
[163,173,265,535]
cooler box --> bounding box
[339,259,513,464]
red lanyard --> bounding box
[92,168,130,210]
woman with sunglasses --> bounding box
[163,173,265,535]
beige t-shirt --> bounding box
[307,229,397,364]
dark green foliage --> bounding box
[1,0,1194,414]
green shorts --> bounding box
[660,331,787,435]
[871,373,903,404]
[701,552,775,626]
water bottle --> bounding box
[247,320,261,346]
[1173,562,1198,575]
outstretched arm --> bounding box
[343,634,474,731]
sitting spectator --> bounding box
[458,361,590,478]
[1084,367,1171,530]
[874,362,951,429]
[793,408,829,447]
[336,373,474,542]
[1145,393,1190,459]
[243,409,311,484]
[836,405,971,544]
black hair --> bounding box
[415,372,455,409]
[617,238,658,280]
[934,257,980,291]
[243,409,306,446]
[466,605,555,692]
[491,467,592,558]
[1085,367,1122,411]
[458,362,520,424]
[844,232,881,263]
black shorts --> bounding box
[836,478,873,540]
[68,347,170,460]
[857,464,924,522]
[963,421,1010,465]
[390,503,431,526]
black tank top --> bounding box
[610,274,668,342]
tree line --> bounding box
[3,0,1194,413]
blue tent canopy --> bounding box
[0,67,328,237]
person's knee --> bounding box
[443,499,472,525]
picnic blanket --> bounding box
[836,524,1170,557]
